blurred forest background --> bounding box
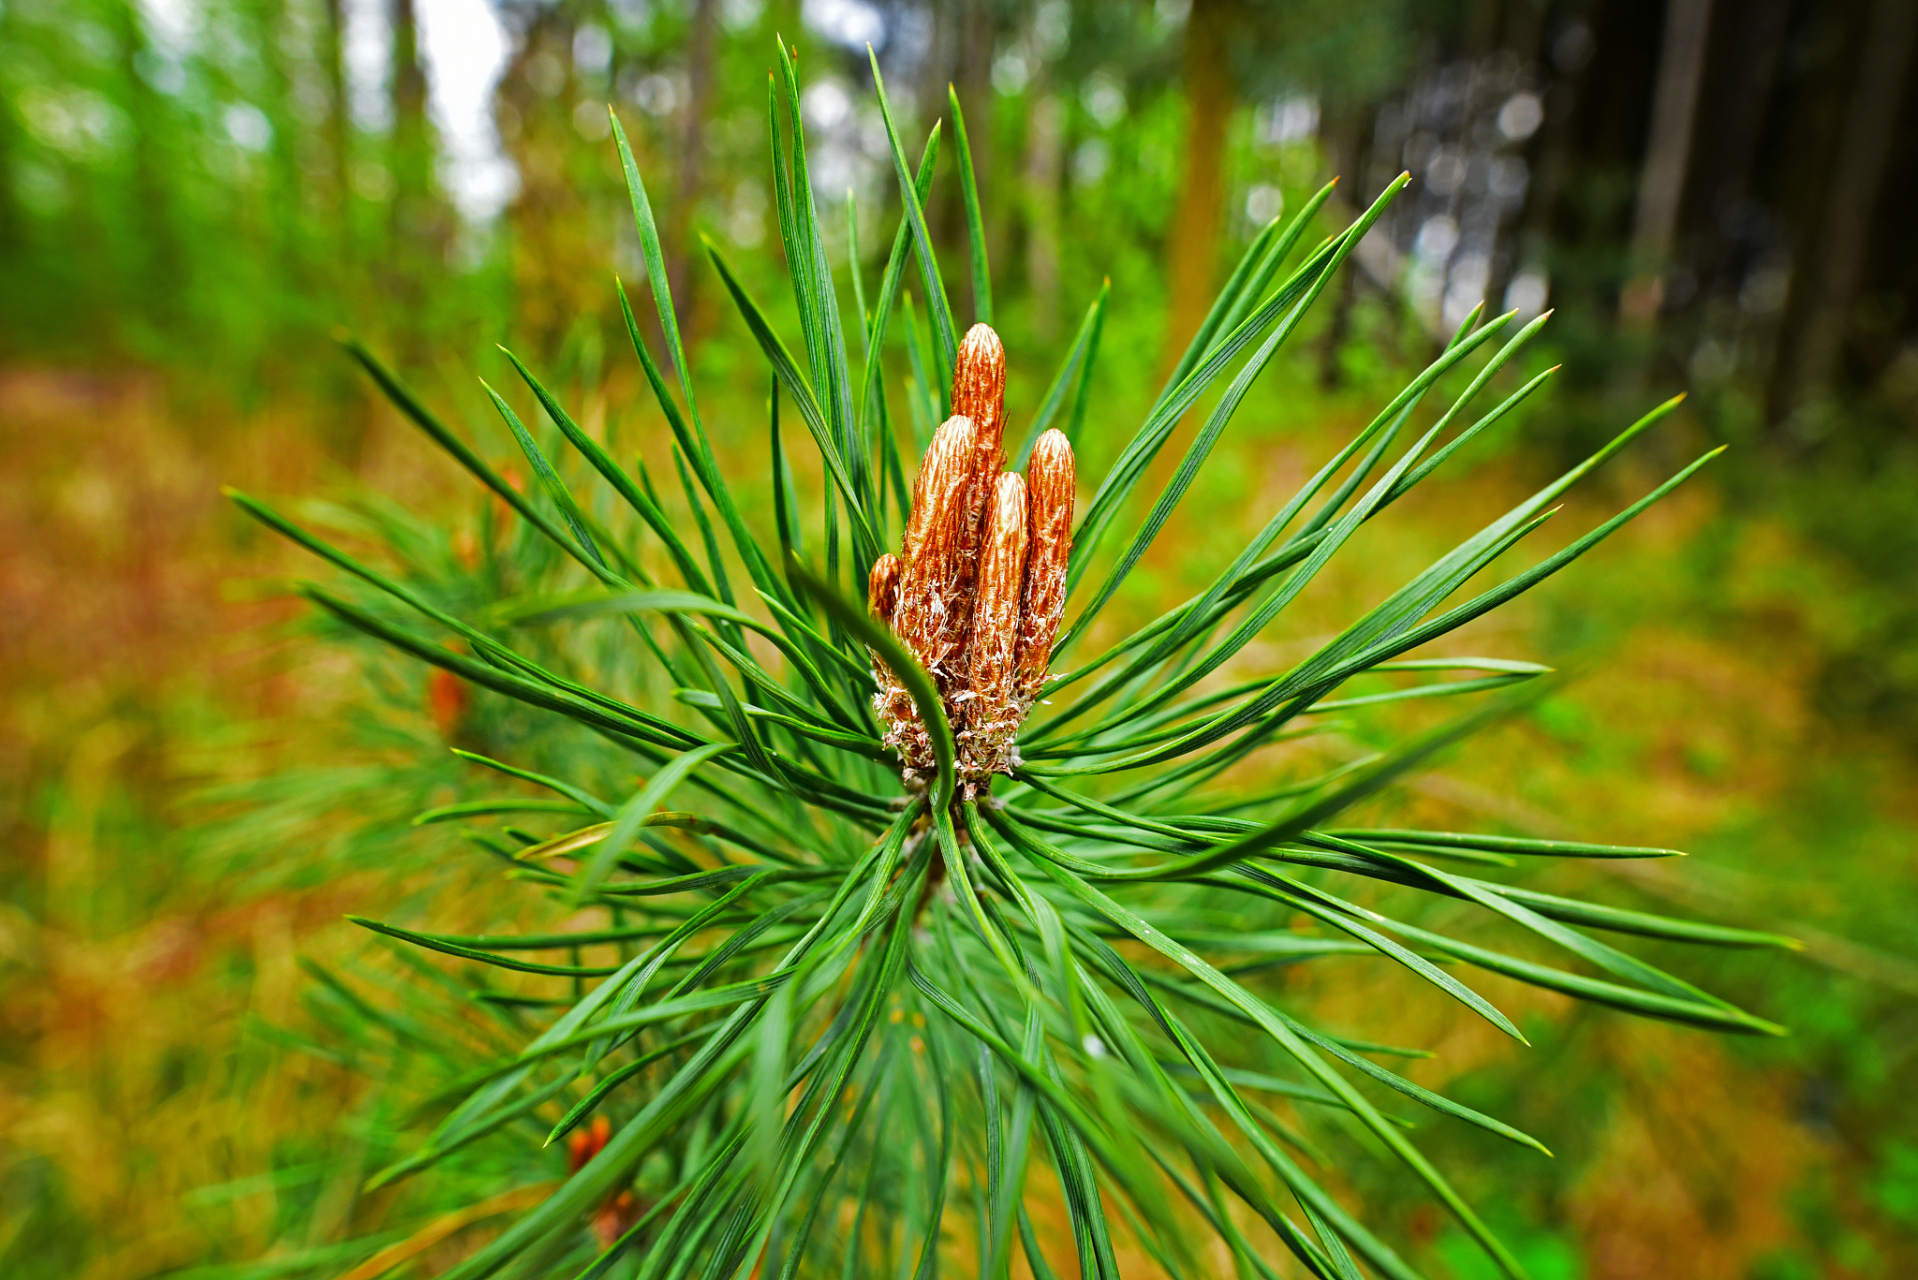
[3,0,1918,1276]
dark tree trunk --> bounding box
[1621,0,1714,325]
[498,11,598,356]
[1317,105,1372,390]
[1688,0,1789,294]
[389,0,435,239]
[385,0,450,369]
[1773,0,1918,415]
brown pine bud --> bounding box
[1015,429,1075,706]
[873,333,1070,789]
[952,324,1006,468]
[881,416,979,777]
[867,553,902,627]
[952,324,1007,595]
[959,472,1030,786]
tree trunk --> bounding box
[1694,0,1788,291]
[1773,0,1918,415]
[1163,0,1237,371]
[500,12,597,355]
[1620,0,1713,326]
[1316,104,1371,390]
[390,0,432,222]
[385,0,450,368]
[1023,94,1064,342]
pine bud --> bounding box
[882,416,980,776]
[874,338,1074,790]
[1015,429,1075,706]
[952,324,1006,468]
[960,472,1029,783]
[952,323,1007,597]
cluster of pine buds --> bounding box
[867,323,1075,795]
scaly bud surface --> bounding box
[881,417,975,776]
[895,416,978,684]
[951,324,1007,621]
[867,553,902,626]
[1016,429,1075,707]
[951,324,1006,466]
[959,472,1028,786]
[902,415,977,565]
